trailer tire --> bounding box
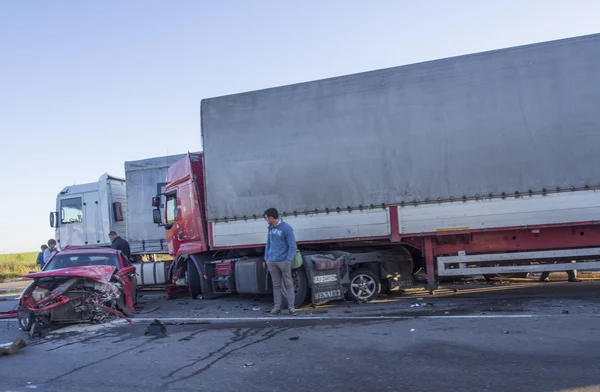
[187,261,202,299]
[348,269,381,302]
[282,267,309,309]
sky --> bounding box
[0,0,598,253]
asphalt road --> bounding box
[1,280,600,392]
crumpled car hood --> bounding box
[25,266,117,284]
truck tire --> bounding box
[348,269,381,302]
[282,267,309,309]
[187,261,202,299]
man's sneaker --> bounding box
[265,309,281,316]
[288,309,298,316]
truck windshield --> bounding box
[44,253,120,271]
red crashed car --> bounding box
[18,247,137,332]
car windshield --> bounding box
[44,253,120,271]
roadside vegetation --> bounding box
[0,252,39,282]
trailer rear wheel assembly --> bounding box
[348,269,381,302]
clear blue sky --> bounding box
[0,0,598,253]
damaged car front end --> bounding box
[18,251,137,332]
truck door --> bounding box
[58,196,85,245]
[83,192,101,245]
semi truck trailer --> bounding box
[153,33,600,306]
[50,154,188,285]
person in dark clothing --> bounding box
[36,244,48,269]
[109,231,131,259]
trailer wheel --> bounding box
[187,261,202,299]
[282,267,309,309]
[348,269,381,302]
[18,309,34,332]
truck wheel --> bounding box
[348,269,381,302]
[187,261,202,299]
[18,309,34,332]
[282,267,309,309]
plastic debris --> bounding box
[502,330,510,334]
[144,319,167,336]
[410,329,415,332]
[252,308,261,311]
[0,338,27,356]
[289,336,300,341]
[244,362,255,367]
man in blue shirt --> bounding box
[264,208,297,316]
[36,244,48,270]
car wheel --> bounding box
[348,269,381,302]
[18,309,34,332]
[187,260,202,299]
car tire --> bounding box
[18,309,34,332]
[348,268,381,302]
[187,260,202,299]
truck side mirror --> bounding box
[49,212,57,228]
[152,208,163,225]
[152,196,161,207]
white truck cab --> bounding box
[50,174,127,248]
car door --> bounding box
[116,252,137,309]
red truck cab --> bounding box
[155,153,208,259]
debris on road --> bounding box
[410,329,416,332]
[0,338,27,356]
[144,319,167,336]
[252,308,261,311]
[243,362,255,367]
[289,336,300,341]
[503,330,510,334]
[562,310,569,314]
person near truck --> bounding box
[263,208,298,316]
[42,239,61,264]
[108,231,131,259]
[36,244,48,269]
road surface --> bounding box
[1,278,600,392]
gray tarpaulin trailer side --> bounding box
[125,154,187,255]
[201,33,600,221]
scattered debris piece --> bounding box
[410,304,420,308]
[252,308,261,311]
[453,289,458,293]
[138,306,161,314]
[244,362,255,367]
[144,319,167,336]
[0,338,27,356]
[410,329,415,332]
[502,330,510,334]
[289,336,300,341]
[561,310,569,314]
[444,312,450,315]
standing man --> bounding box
[109,231,131,259]
[36,244,48,270]
[263,208,298,316]
[43,239,61,264]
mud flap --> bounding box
[304,253,346,304]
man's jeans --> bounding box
[267,261,295,311]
